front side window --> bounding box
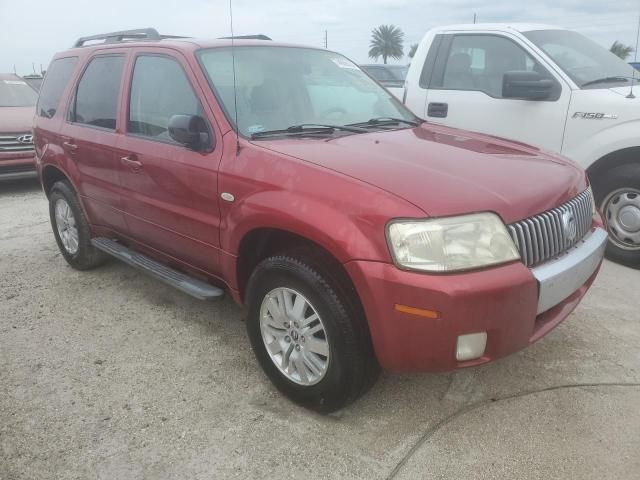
[524,29,636,88]
[439,35,548,98]
[198,46,415,137]
[128,55,205,142]
[37,57,78,118]
[0,77,38,108]
[71,55,125,130]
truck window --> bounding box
[438,35,548,98]
[37,57,78,118]
[70,55,125,130]
[128,55,205,143]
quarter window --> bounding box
[37,57,78,118]
[439,35,550,98]
[71,55,125,130]
[128,55,204,143]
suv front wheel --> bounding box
[246,254,379,412]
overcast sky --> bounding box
[1,0,640,74]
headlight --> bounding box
[386,213,520,272]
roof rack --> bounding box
[73,28,188,48]
[218,34,272,41]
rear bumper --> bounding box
[0,152,36,179]
[345,226,606,372]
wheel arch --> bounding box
[42,164,75,197]
[236,227,361,306]
[587,147,640,185]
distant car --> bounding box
[0,73,37,180]
[360,64,408,88]
[630,62,640,71]
[22,74,44,92]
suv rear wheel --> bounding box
[246,254,379,412]
[49,181,106,270]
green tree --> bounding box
[610,40,634,60]
[369,25,404,64]
[408,43,419,59]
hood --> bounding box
[0,106,35,133]
[253,123,587,224]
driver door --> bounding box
[423,33,571,152]
[116,49,223,276]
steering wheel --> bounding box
[321,107,348,120]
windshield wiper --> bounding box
[581,76,630,87]
[347,117,422,128]
[251,123,367,139]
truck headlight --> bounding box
[386,213,520,272]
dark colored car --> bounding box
[0,73,37,180]
[34,29,606,412]
[360,64,408,88]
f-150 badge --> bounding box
[572,112,618,119]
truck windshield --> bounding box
[524,30,636,89]
[198,46,416,138]
[0,79,38,107]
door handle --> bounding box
[427,102,448,118]
[62,141,78,153]
[121,155,143,173]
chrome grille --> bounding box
[508,188,594,267]
[0,133,34,152]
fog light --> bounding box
[456,332,487,361]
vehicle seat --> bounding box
[443,53,475,89]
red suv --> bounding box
[34,29,607,412]
[0,73,37,179]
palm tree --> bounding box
[369,25,404,64]
[610,41,634,60]
[408,43,419,59]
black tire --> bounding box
[592,163,640,269]
[246,254,380,412]
[49,180,106,270]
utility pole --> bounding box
[324,30,328,49]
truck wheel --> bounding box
[49,180,106,270]
[593,164,640,268]
[246,254,379,412]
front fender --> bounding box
[563,117,640,169]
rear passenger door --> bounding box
[116,50,223,276]
[60,52,128,233]
[421,33,570,152]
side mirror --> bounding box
[502,71,553,100]
[168,114,210,151]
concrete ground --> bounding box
[1,178,639,480]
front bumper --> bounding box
[0,152,36,180]
[345,225,607,372]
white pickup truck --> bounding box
[401,24,640,267]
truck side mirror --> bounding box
[168,114,211,151]
[502,71,553,100]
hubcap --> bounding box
[54,199,79,254]
[259,287,330,386]
[602,188,640,251]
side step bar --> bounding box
[91,237,224,300]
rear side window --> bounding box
[37,57,78,118]
[70,55,125,130]
[128,55,204,142]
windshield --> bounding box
[387,65,408,80]
[524,29,636,88]
[0,78,38,107]
[198,46,415,137]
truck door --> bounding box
[420,33,571,152]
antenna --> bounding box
[229,0,241,154]
[628,14,640,99]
